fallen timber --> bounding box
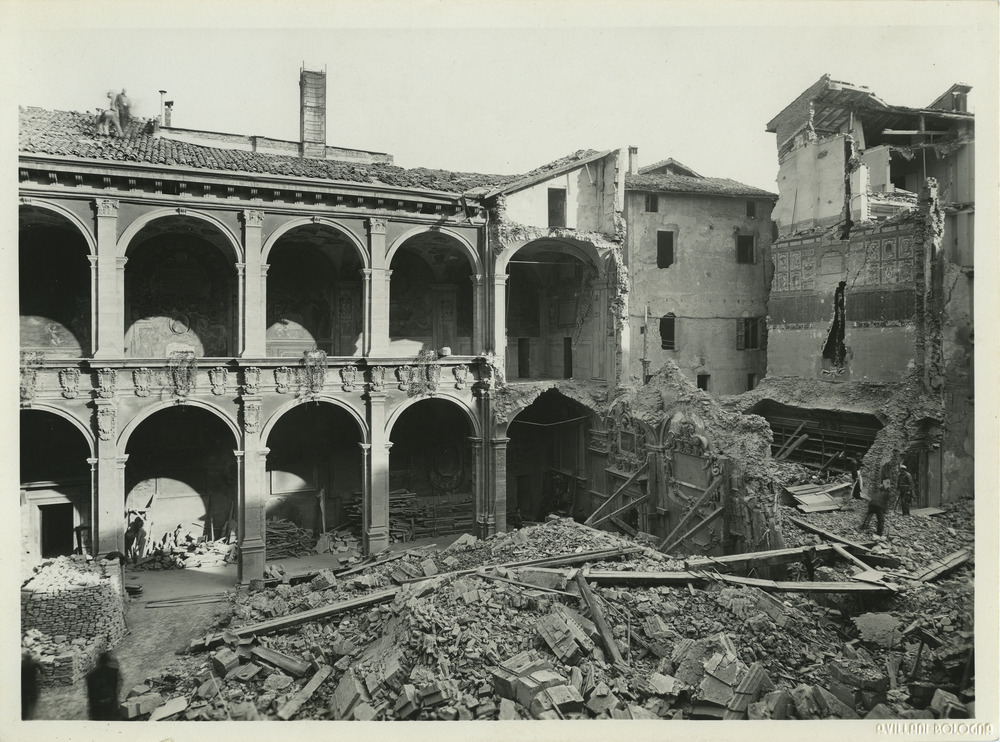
[786,515,872,552]
[915,547,972,582]
[583,570,896,594]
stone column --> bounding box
[241,210,266,357]
[360,269,373,356]
[488,436,510,536]
[468,436,485,537]
[88,256,98,356]
[367,218,389,357]
[471,274,484,354]
[364,392,390,554]
[93,374,124,554]
[235,263,246,356]
[87,457,98,555]
[239,387,267,582]
[491,273,508,365]
[93,198,122,359]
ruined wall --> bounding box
[768,217,919,382]
[941,262,974,500]
[504,167,595,231]
[626,192,772,394]
[774,134,848,237]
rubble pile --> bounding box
[117,512,974,722]
[21,555,126,648]
[131,537,238,571]
[266,518,318,559]
[22,628,108,686]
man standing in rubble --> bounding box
[859,472,891,538]
[897,464,914,516]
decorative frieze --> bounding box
[96,368,117,399]
[97,407,116,441]
[58,368,81,399]
[132,368,151,397]
[242,401,261,434]
[209,367,228,395]
[340,364,358,392]
[369,365,386,393]
[243,367,261,395]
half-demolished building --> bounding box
[740,75,974,508]
[19,69,972,584]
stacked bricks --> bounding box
[22,629,108,687]
[21,555,126,684]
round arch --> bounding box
[386,393,482,439]
[386,227,483,274]
[19,200,97,256]
[117,399,240,454]
[261,218,369,269]
[493,385,603,440]
[495,237,606,280]
[21,404,96,458]
[261,395,369,445]
[116,208,244,262]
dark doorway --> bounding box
[41,503,75,557]
[822,282,847,368]
[518,338,531,378]
[563,337,573,379]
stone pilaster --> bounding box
[468,436,485,537]
[471,274,484,354]
[491,273,509,363]
[364,392,390,554]
[239,444,268,583]
[488,436,510,536]
[93,198,122,359]
[241,210,266,357]
[367,218,389,357]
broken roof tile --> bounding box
[626,172,775,199]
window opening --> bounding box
[548,188,567,228]
[659,314,676,350]
[737,317,764,350]
[563,337,573,379]
[746,201,757,218]
[747,373,757,391]
[644,193,659,213]
[737,235,755,264]
[697,374,710,391]
[656,231,674,268]
[822,281,847,367]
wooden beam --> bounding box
[773,421,805,458]
[584,570,702,586]
[476,569,576,597]
[583,570,895,594]
[610,516,637,536]
[231,588,400,639]
[585,461,649,525]
[776,434,809,461]
[276,665,333,720]
[786,515,871,552]
[251,645,311,677]
[657,476,723,551]
[685,543,842,573]
[915,548,972,582]
[661,506,724,554]
[575,571,624,665]
[590,492,650,528]
[832,543,874,572]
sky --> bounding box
[9,1,997,193]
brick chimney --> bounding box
[164,101,173,127]
[299,67,327,158]
[628,146,638,175]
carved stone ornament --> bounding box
[20,368,38,404]
[59,368,81,399]
[395,365,413,391]
[369,365,386,393]
[340,364,358,392]
[95,198,119,217]
[303,350,327,394]
[243,401,261,434]
[97,368,117,398]
[209,366,228,395]
[275,366,292,394]
[97,406,116,441]
[426,363,441,394]
[243,367,261,395]
[242,209,264,228]
[368,217,387,234]
[132,368,151,397]
[453,364,469,390]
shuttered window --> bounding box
[737,317,766,350]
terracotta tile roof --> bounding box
[626,172,775,198]
[484,148,610,199]
[19,107,516,195]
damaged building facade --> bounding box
[745,75,974,506]
[19,69,973,586]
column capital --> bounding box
[261,264,270,277]
[255,447,270,461]
[88,255,99,267]
[235,262,246,277]
[359,442,372,452]
[467,436,484,447]
[385,441,394,452]
[241,209,264,228]
[493,273,509,285]
[87,457,99,467]
[94,198,119,217]
[470,273,484,286]
[367,217,388,235]
[233,449,245,460]
[360,268,373,279]
[490,437,511,447]
[115,454,129,468]
[115,256,128,269]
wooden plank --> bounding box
[657,476,723,551]
[231,588,400,639]
[773,421,806,458]
[585,461,649,525]
[584,570,702,586]
[707,573,893,594]
[476,569,576,597]
[575,572,624,665]
[915,548,972,582]
[776,434,809,461]
[685,543,842,572]
[335,551,406,578]
[590,493,650,528]
[609,515,638,536]
[832,543,875,572]
[251,645,310,677]
[909,507,946,518]
[661,507,724,554]
[276,665,333,720]
[786,515,871,552]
